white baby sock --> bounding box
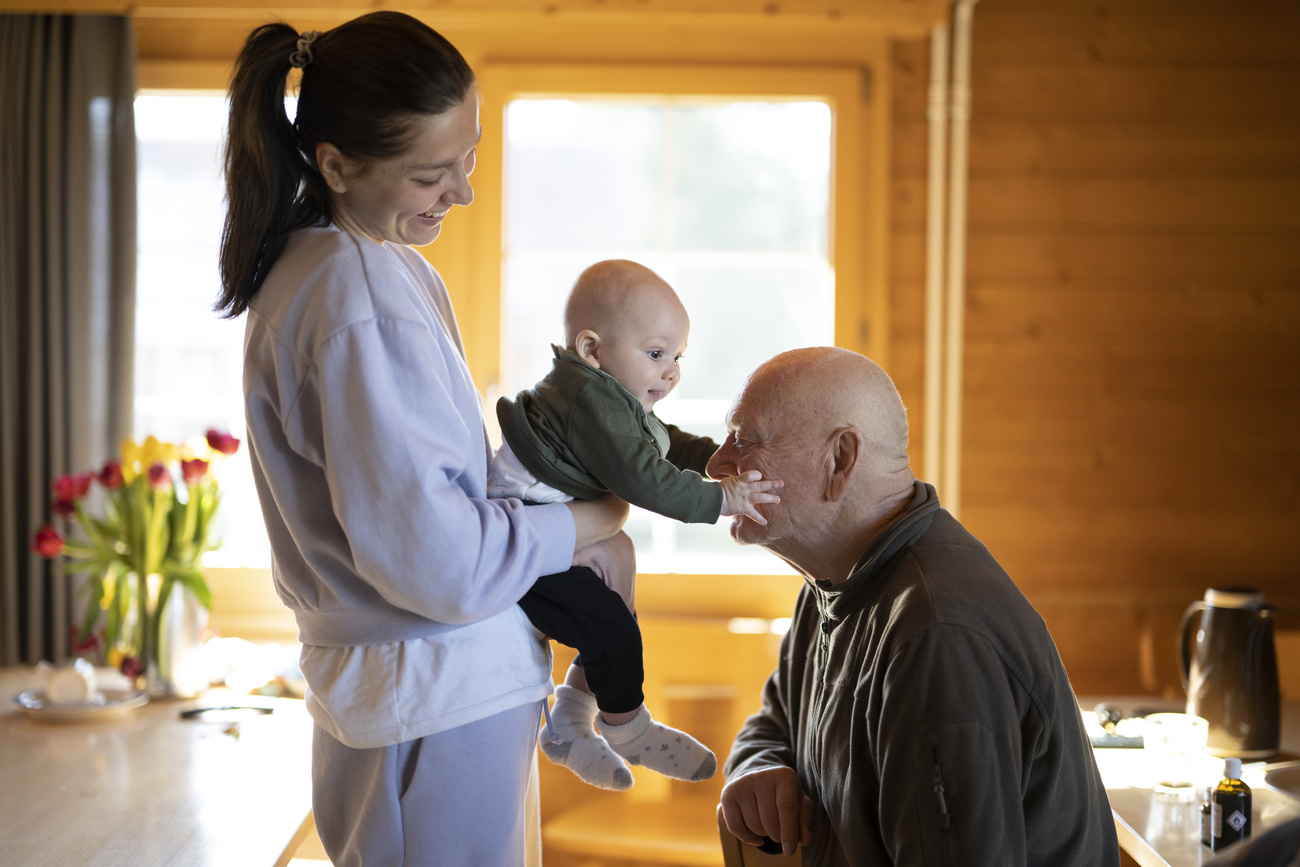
[540,684,634,791]
[599,705,717,783]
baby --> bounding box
[490,259,781,791]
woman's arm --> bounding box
[565,491,629,551]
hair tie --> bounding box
[289,31,319,69]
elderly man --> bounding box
[708,347,1118,866]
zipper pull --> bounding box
[932,746,951,830]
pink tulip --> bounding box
[97,460,123,490]
[51,498,77,519]
[205,429,241,456]
[30,525,65,558]
[181,458,210,485]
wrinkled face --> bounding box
[329,97,480,247]
[592,301,690,414]
[706,376,824,549]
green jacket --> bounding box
[496,346,723,523]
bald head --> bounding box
[564,260,685,347]
[746,347,909,468]
[707,346,914,582]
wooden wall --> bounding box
[889,0,1300,697]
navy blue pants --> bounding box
[517,566,644,714]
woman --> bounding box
[217,12,627,865]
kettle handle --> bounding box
[1179,600,1206,691]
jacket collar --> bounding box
[814,481,941,621]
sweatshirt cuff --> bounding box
[530,501,577,577]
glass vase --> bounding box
[145,580,209,698]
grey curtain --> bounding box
[0,15,137,666]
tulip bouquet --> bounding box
[30,430,241,685]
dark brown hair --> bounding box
[216,11,475,317]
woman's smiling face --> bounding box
[321,95,480,247]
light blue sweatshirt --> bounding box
[243,226,573,746]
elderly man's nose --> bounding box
[705,443,732,478]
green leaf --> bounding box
[171,569,213,610]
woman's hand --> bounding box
[566,492,629,551]
[572,531,636,612]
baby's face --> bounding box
[593,301,690,414]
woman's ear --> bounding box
[316,143,352,195]
[825,426,862,501]
[574,329,602,368]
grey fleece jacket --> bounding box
[725,482,1119,867]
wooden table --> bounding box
[1083,696,1300,867]
[0,666,314,867]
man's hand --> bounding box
[719,766,812,858]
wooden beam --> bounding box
[2,0,947,36]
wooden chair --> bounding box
[540,616,786,867]
[717,805,802,867]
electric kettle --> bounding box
[1180,586,1281,758]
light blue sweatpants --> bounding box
[311,701,543,867]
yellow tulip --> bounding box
[100,576,116,610]
[120,435,179,483]
[120,437,141,483]
[142,435,177,466]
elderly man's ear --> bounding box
[825,426,863,501]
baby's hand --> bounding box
[719,470,782,525]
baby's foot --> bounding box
[540,685,633,791]
[600,705,716,782]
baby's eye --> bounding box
[674,354,684,363]
[647,350,663,360]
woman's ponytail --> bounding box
[217,12,476,318]
[216,23,317,318]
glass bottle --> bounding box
[1199,786,1214,847]
[1211,757,1252,852]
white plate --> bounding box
[12,688,148,723]
[1263,763,1300,800]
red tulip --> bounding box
[97,460,123,490]
[205,429,241,456]
[52,472,94,503]
[147,462,172,490]
[120,656,143,680]
[51,498,77,519]
[181,458,210,485]
[30,525,65,558]
[69,626,100,655]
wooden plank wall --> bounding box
[890,0,1300,697]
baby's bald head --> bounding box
[564,260,686,347]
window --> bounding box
[501,98,834,574]
[135,93,268,567]
[465,62,878,578]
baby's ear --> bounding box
[574,329,601,368]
